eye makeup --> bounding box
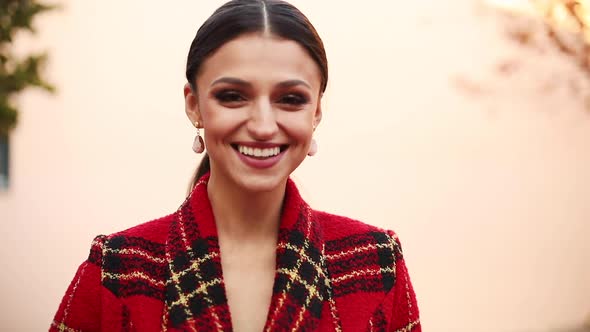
[208,77,313,110]
[276,92,309,106]
[214,89,246,103]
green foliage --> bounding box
[0,0,56,135]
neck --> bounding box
[207,172,285,244]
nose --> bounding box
[247,98,279,140]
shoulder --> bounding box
[313,209,402,249]
[87,213,175,265]
[111,213,175,242]
[313,209,404,294]
[84,214,175,299]
[101,212,173,242]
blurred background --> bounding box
[0,0,589,331]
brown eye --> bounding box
[214,90,246,103]
[278,93,308,106]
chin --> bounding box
[234,173,289,193]
[208,152,303,194]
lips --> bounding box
[231,142,289,168]
[237,145,281,158]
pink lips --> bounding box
[234,142,286,169]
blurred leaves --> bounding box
[0,0,56,135]
[533,0,590,72]
[490,0,590,111]
[536,1,590,111]
[533,0,590,40]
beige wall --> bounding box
[0,0,589,331]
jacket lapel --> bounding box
[263,179,331,331]
[163,175,332,331]
[163,177,231,331]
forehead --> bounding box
[197,33,321,89]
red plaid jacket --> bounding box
[51,175,421,331]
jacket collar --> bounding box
[163,174,331,331]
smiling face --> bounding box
[184,33,323,193]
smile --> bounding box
[232,143,288,158]
[237,145,281,158]
[231,143,288,169]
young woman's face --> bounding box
[185,33,323,193]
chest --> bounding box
[220,245,276,332]
[101,238,393,332]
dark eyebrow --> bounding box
[210,77,252,87]
[210,77,311,89]
[277,79,311,89]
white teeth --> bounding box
[237,145,281,158]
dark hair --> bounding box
[186,0,328,190]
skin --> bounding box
[183,32,323,332]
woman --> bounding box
[51,1,420,331]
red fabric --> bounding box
[51,175,420,331]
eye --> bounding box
[277,93,308,106]
[214,90,246,103]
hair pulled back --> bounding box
[186,0,328,189]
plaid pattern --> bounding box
[51,174,420,331]
[325,232,400,298]
[99,235,167,300]
[263,205,329,331]
[164,179,231,331]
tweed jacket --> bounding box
[51,175,421,332]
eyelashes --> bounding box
[213,89,310,107]
[278,94,308,105]
[214,90,245,103]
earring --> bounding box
[192,121,204,154]
[308,124,318,156]
[307,139,318,156]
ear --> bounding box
[184,83,202,126]
[313,94,323,129]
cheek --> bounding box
[200,102,245,137]
[278,113,315,141]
